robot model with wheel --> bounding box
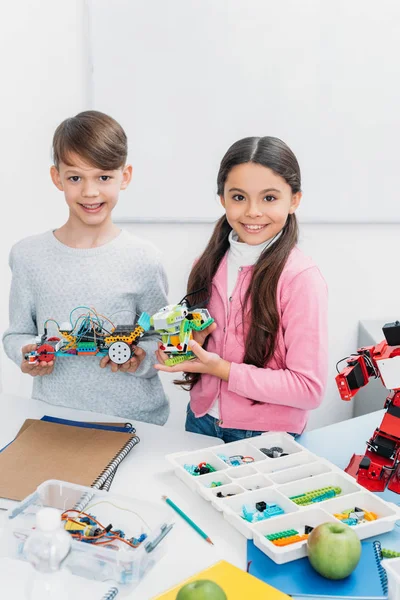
[25,307,151,366]
[149,291,214,366]
[336,320,400,493]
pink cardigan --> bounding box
[190,246,328,433]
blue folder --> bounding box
[40,415,135,433]
[247,539,388,599]
[0,416,135,453]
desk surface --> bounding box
[0,396,399,599]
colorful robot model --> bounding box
[25,307,151,366]
[149,292,214,366]
[336,320,400,493]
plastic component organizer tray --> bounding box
[167,432,400,564]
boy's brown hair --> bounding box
[52,110,127,170]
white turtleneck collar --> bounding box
[228,229,282,268]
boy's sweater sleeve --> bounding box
[2,246,38,366]
[130,258,169,379]
[227,267,328,410]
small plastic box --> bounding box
[382,557,400,600]
[167,432,400,564]
[0,480,171,590]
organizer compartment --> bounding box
[235,473,273,491]
[220,488,299,539]
[268,461,333,485]
[197,471,232,489]
[214,440,268,465]
[168,449,229,491]
[252,507,339,564]
[321,491,400,538]
[249,432,304,456]
[225,465,257,479]
[208,484,247,510]
[256,450,317,475]
[277,472,361,505]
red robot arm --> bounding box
[335,321,400,493]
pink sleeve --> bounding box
[227,267,328,410]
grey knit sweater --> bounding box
[2,230,170,425]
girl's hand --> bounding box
[21,344,55,377]
[100,346,146,373]
[154,339,231,381]
[192,322,217,346]
[154,323,217,366]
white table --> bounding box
[0,394,244,599]
[3,396,398,600]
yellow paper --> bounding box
[153,560,290,599]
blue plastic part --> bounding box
[311,490,336,503]
[242,502,285,523]
[217,454,230,463]
[183,464,199,476]
[342,518,358,526]
[137,312,151,331]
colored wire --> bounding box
[83,500,151,530]
[108,309,138,323]
[43,318,61,330]
[62,509,142,548]
[336,356,351,373]
[90,307,115,330]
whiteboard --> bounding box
[90,0,400,223]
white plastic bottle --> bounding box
[24,507,72,600]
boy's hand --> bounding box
[192,322,217,346]
[100,346,146,373]
[21,344,55,377]
[155,339,231,381]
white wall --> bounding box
[1,1,399,433]
[0,0,90,394]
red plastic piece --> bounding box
[36,344,56,363]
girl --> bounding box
[155,136,328,442]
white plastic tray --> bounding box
[167,432,400,564]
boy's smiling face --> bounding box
[50,153,132,227]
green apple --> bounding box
[176,579,227,600]
[307,522,361,579]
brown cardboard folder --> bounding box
[0,420,135,501]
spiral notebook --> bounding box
[0,419,139,501]
[247,539,388,599]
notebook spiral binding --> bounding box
[73,433,140,511]
[374,539,389,596]
[92,434,140,490]
[101,586,119,600]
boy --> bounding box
[2,110,169,425]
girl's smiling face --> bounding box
[220,162,301,244]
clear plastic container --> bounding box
[0,480,172,591]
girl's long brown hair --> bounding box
[177,136,300,390]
